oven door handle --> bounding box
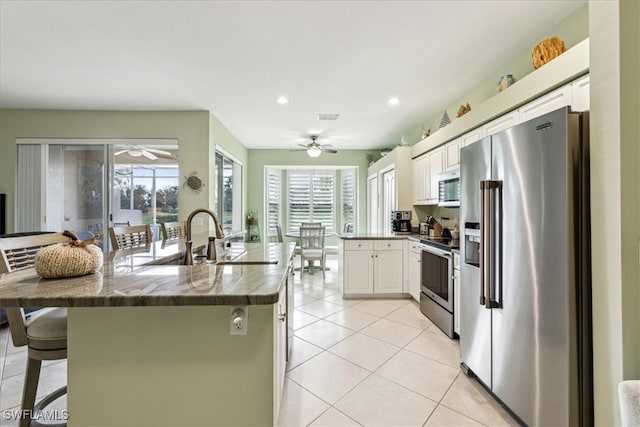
[421,245,452,259]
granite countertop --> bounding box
[0,239,295,308]
[338,232,422,240]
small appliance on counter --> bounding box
[391,210,412,233]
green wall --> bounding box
[0,109,215,234]
[209,112,249,224]
[405,4,589,144]
[247,149,377,243]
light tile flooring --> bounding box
[0,256,518,426]
[280,257,518,427]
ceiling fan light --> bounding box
[307,146,322,158]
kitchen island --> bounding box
[0,239,295,426]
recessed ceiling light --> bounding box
[388,97,401,106]
[276,96,290,105]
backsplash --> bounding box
[414,205,460,230]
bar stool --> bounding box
[160,221,186,241]
[108,224,152,249]
[0,232,70,427]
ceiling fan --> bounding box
[114,145,175,160]
[291,136,338,158]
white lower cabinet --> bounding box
[343,239,403,296]
[408,243,421,302]
[273,281,287,423]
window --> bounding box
[214,150,242,231]
[287,170,335,233]
[266,166,357,237]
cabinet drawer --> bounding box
[374,240,404,251]
[344,240,373,251]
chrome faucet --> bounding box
[183,208,226,265]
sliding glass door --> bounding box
[16,139,179,248]
[17,143,108,238]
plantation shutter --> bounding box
[341,168,356,231]
[287,171,311,233]
[286,170,335,233]
[312,171,335,233]
[266,168,281,237]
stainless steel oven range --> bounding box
[419,239,457,338]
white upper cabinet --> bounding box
[412,148,443,205]
[412,154,428,205]
[482,110,520,136]
[460,128,485,147]
[518,84,572,122]
[444,138,461,170]
[571,74,590,112]
[427,147,443,204]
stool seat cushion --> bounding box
[26,308,67,350]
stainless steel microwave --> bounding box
[437,168,461,207]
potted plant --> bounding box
[246,211,258,225]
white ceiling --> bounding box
[0,1,585,151]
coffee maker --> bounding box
[391,210,412,233]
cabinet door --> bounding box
[273,284,287,423]
[412,155,428,204]
[427,148,443,203]
[444,138,461,170]
[344,250,374,294]
[571,74,589,112]
[408,248,421,302]
[518,85,571,122]
[482,110,520,136]
[374,249,403,293]
[461,127,485,147]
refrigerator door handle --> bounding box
[489,180,502,309]
[481,180,502,309]
[480,181,489,306]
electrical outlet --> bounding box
[192,217,204,226]
[230,306,248,335]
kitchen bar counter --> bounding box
[0,239,294,426]
[0,239,295,308]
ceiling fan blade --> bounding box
[141,150,158,160]
[145,148,173,156]
[114,150,127,156]
[322,148,338,154]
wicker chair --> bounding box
[108,224,152,249]
[161,221,186,241]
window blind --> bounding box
[287,170,335,233]
[341,169,356,231]
[266,168,281,237]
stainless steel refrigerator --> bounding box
[460,107,592,426]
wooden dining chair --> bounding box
[161,221,186,241]
[0,232,70,427]
[108,224,152,249]
[299,226,326,278]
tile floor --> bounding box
[279,257,519,426]
[0,256,518,426]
